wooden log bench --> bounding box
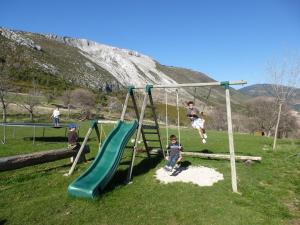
[0,145,90,171]
[181,151,262,162]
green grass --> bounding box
[0,122,299,225]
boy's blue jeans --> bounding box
[167,153,180,168]
[53,117,59,125]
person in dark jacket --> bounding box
[68,124,78,149]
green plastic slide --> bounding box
[68,120,138,199]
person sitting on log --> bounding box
[68,124,89,163]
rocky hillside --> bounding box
[0,27,247,107]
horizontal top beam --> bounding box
[131,80,247,90]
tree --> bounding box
[277,105,298,138]
[246,98,278,136]
[71,88,95,120]
[19,80,41,121]
[209,107,227,131]
[62,89,72,119]
[0,59,13,122]
[267,55,300,149]
[44,88,56,104]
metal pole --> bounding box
[99,124,103,146]
[225,87,238,193]
[33,126,36,145]
[176,89,181,145]
[13,127,16,139]
[165,90,169,153]
[3,124,6,144]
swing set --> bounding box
[68,80,262,196]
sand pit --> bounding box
[155,166,224,187]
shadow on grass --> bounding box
[100,155,163,196]
[0,219,7,225]
[171,160,192,176]
[23,137,85,142]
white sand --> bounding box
[155,166,224,187]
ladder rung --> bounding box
[146,139,160,142]
[143,131,158,134]
[142,125,158,130]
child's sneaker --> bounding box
[203,133,207,139]
[202,139,206,144]
[168,168,174,175]
[164,166,172,171]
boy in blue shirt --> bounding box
[164,134,183,173]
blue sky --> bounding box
[1,0,299,87]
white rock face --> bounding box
[0,27,42,51]
[46,35,180,88]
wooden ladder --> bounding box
[126,85,164,182]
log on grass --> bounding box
[0,146,89,171]
[181,152,261,162]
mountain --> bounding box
[240,84,300,111]
[0,27,247,107]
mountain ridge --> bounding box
[0,27,247,106]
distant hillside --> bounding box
[0,27,248,108]
[240,84,300,111]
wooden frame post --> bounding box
[121,91,131,121]
[223,82,238,193]
[127,89,149,183]
[129,88,151,158]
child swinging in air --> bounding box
[186,101,207,144]
[164,134,183,173]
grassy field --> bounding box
[0,122,299,225]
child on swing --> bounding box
[164,134,183,173]
[186,101,207,144]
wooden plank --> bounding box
[181,152,261,161]
[0,147,89,171]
